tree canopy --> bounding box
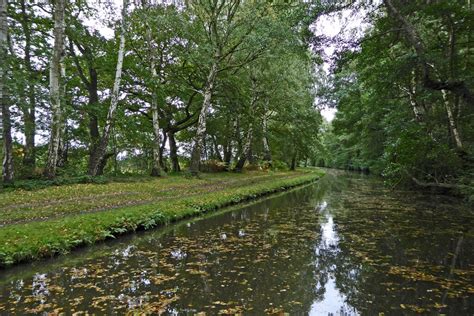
[1,0,473,199]
[314,0,473,197]
[1,0,321,182]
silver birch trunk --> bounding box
[398,83,424,122]
[408,71,424,122]
[408,93,423,122]
[147,27,162,176]
[57,41,68,168]
[44,0,65,179]
[151,69,162,176]
[441,89,463,150]
[262,100,271,163]
[1,0,13,182]
[189,62,218,175]
[88,0,128,176]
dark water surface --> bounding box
[1,171,473,315]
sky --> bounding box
[312,13,344,122]
[312,6,369,122]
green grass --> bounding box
[0,169,324,266]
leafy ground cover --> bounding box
[0,169,324,266]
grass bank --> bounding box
[0,169,324,267]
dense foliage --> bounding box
[315,0,473,198]
[2,0,473,198]
[0,0,321,183]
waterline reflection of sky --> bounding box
[310,201,358,316]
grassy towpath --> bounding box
[0,169,324,266]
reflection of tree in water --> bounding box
[0,181,330,314]
[325,178,474,315]
[163,193,328,314]
[2,173,471,314]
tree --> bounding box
[44,0,65,179]
[1,0,13,183]
[315,0,473,190]
[88,0,128,176]
[383,0,467,151]
[68,20,105,176]
[0,0,324,180]
[188,0,266,175]
[18,0,36,175]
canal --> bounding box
[1,171,472,314]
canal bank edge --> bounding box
[0,170,324,267]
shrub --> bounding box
[200,160,227,173]
[271,160,289,171]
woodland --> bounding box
[317,0,473,199]
[0,0,473,199]
[0,2,473,313]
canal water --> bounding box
[0,171,473,314]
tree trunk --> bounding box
[0,0,12,183]
[223,117,237,170]
[146,21,162,176]
[407,170,468,190]
[248,146,256,164]
[442,18,463,151]
[441,89,463,150]
[159,131,168,173]
[96,152,114,176]
[169,130,180,172]
[96,155,108,176]
[189,62,218,175]
[290,151,297,171]
[44,0,65,179]
[212,135,223,161]
[88,0,128,176]
[56,43,68,169]
[69,39,101,174]
[235,78,258,172]
[20,0,36,176]
[1,102,13,183]
[234,123,252,172]
[57,140,68,168]
[203,135,208,161]
[22,98,35,173]
[223,141,232,170]
[1,0,13,183]
[150,92,162,177]
[262,102,272,164]
[57,125,68,168]
[403,70,425,122]
[87,69,101,173]
[235,116,243,159]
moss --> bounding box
[0,169,324,267]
